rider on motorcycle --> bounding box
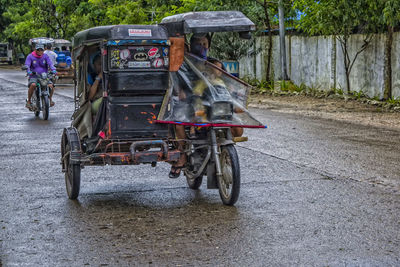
[24,43,57,110]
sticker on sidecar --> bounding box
[153,58,164,68]
[162,47,169,56]
[120,49,130,60]
[133,52,148,61]
[128,61,151,68]
[129,29,152,37]
[148,47,159,58]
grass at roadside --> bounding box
[243,77,400,112]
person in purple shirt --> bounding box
[24,43,57,109]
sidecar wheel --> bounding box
[217,145,240,206]
[64,143,81,199]
[62,128,81,199]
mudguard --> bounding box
[62,127,82,165]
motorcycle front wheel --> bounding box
[33,95,40,117]
[217,145,240,206]
[41,94,49,120]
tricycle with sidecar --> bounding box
[60,11,265,205]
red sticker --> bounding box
[148,47,158,57]
[153,58,164,68]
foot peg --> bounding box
[233,136,248,142]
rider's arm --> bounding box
[24,54,32,73]
[88,73,102,100]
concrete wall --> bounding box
[392,33,400,99]
[239,32,400,99]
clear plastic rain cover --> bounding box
[158,53,265,128]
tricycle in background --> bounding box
[53,39,74,82]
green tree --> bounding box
[31,0,84,39]
[2,1,47,55]
[160,0,270,63]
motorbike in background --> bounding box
[22,66,56,120]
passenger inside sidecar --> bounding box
[87,51,103,115]
[71,44,104,142]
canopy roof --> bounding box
[73,25,169,47]
[54,39,71,45]
[29,37,54,45]
[160,11,256,36]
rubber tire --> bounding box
[186,175,203,190]
[217,145,240,206]
[41,95,49,120]
[64,143,81,199]
[34,94,40,117]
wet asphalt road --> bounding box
[0,69,400,266]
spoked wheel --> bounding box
[217,145,240,206]
[61,129,81,199]
[41,95,49,120]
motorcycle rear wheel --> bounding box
[217,145,240,206]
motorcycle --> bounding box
[22,66,56,120]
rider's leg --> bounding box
[27,83,36,104]
[231,127,243,137]
[48,84,55,106]
[169,125,187,178]
[175,125,187,164]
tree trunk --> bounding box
[339,37,351,93]
[339,35,372,95]
[383,25,393,100]
[264,2,272,82]
[330,36,337,90]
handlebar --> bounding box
[25,71,57,78]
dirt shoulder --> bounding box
[249,94,400,130]
[0,64,22,70]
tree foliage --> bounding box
[2,0,398,64]
[0,0,289,59]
